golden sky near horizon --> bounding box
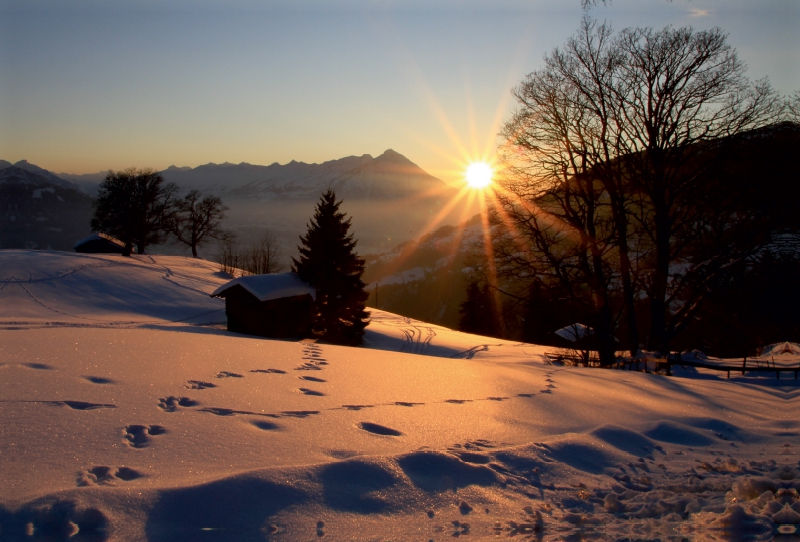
[1,0,797,186]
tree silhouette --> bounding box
[458,280,501,337]
[168,189,228,258]
[292,190,369,345]
[91,168,177,256]
[497,19,782,357]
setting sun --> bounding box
[465,162,493,188]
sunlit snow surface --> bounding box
[1,250,799,541]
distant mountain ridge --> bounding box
[47,149,453,201]
[159,149,452,201]
[0,151,467,255]
[0,165,93,250]
[1,160,81,191]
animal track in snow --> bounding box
[517,393,535,398]
[358,422,402,436]
[297,388,325,396]
[77,465,144,486]
[84,376,115,384]
[199,407,277,417]
[448,439,496,452]
[123,424,166,448]
[295,362,324,371]
[216,371,243,378]
[394,401,424,407]
[250,420,281,431]
[445,399,473,404]
[486,396,509,402]
[44,400,116,410]
[280,410,319,418]
[250,368,286,374]
[186,380,216,389]
[198,406,319,419]
[341,404,374,411]
[157,396,198,412]
[298,375,326,382]
[297,343,328,370]
[23,362,54,370]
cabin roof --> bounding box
[73,232,125,250]
[210,272,316,302]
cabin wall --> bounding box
[223,286,312,338]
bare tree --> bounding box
[246,230,284,275]
[216,229,284,276]
[169,189,228,258]
[498,18,782,356]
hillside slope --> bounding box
[1,250,798,540]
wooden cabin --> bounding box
[74,233,125,254]
[210,273,315,338]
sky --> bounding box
[1,0,798,185]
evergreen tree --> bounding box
[292,190,370,345]
[458,280,501,337]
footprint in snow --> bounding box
[298,376,326,382]
[157,396,198,412]
[199,407,277,417]
[341,404,374,411]
[123,424,166,448]
[44,400,116,410]
[23,362,54,370]
[250,420,281,431]
[296,362,324,371]
[78,465,144,486]
[358,422,402,436]
[186,380,216,390]
[216,371,243,378]
[395,401,424,407]
[297,388,325,396]
[280,410,319,418]
[250,368,286,374]
[445,399,472,404]
[84,376,115,384]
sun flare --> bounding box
[465,162,493,189]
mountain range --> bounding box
[0,165,93,250]
[54,149,456,202]
[1,151,470,254]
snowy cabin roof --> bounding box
[210,272,316,302]
[554,323,593,342]
[74,232,125,250]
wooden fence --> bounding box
[614,354,799,379]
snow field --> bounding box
[1,250,799,540]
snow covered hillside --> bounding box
[1,250,799,541]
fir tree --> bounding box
[292,190,370,345]
[458,280,500,337]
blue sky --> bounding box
[1,0,798,184]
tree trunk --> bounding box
[647,207,672,354]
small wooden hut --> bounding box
[210,273,315,338]
[74,233,125,254]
